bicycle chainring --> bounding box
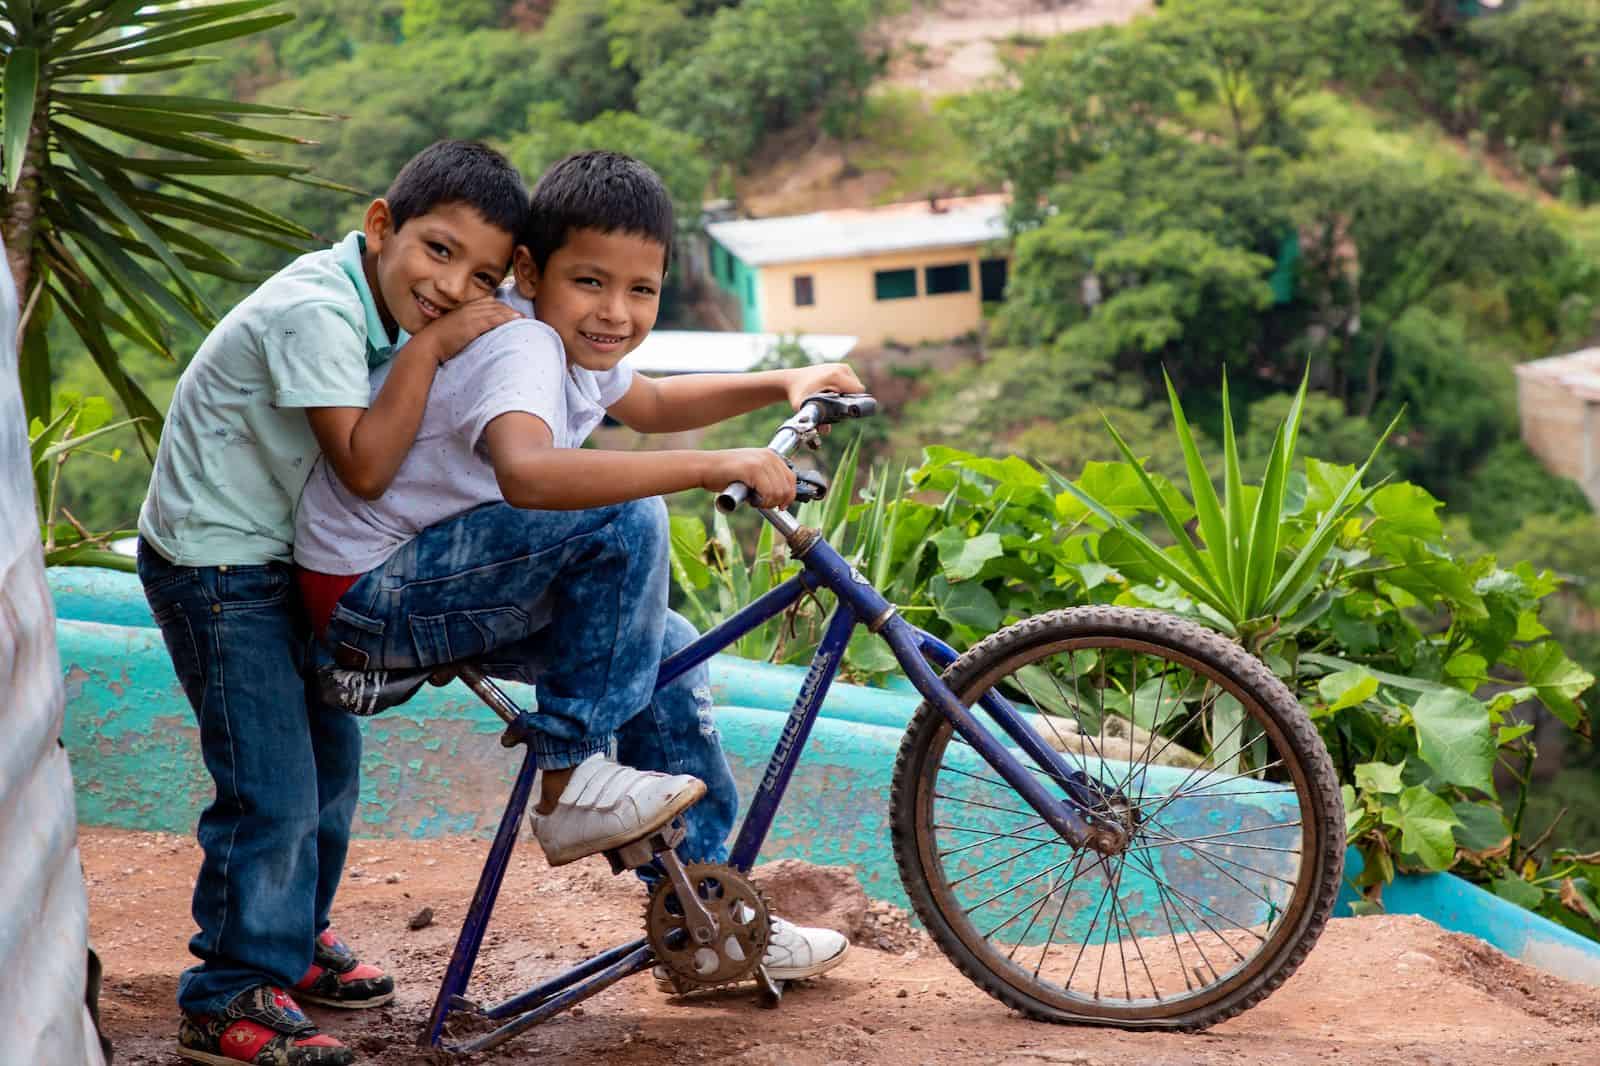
[644,863,771,990]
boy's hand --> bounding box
[783,363,865,410]
[702,448,798,509]
[418,298,522,365]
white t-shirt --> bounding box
[292,287,634,575]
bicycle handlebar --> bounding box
[715,392,878,513]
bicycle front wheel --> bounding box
[890,607,1342,1030]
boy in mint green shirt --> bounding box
[136,140,525,1066]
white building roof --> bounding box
[1515,348,1600,402]
[705,194,1009,267]
[622,331,857,375]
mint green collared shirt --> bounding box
[139,232,409,566]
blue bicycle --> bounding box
[327,393,1343,1053]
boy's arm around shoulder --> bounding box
[605,362,865,434]
[306,299,519,500]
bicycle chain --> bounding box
[644,863,772,990]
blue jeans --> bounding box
[137,540,362,1016]
[321,499,736,865]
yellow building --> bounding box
[703,195,1010,347]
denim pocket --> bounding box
[151,601,205,709]
[215,564,290,610]
[407,606,530,665]
[329,601,385,637]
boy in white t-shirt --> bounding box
[294,151,862,986]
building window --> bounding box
[793,274,815,307]
[924,262,972,295]
[874,268,917,301]
[980,257,1009,303]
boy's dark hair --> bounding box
[385,140,528,237]
[522,151,674,273]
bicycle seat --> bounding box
[315,663,453,716]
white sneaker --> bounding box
[653,915,849,991]
[528,753,705,867]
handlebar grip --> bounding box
[716,481,751,513]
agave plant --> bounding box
[1,0,335,451]
[1053,369,1400,652]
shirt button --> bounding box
[212,604,222,615]
[218,565,229,572]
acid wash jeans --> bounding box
[319,497,737,866]
[137,540,361,1016]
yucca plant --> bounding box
[1,0,335,452]
[1053,369,1400,653]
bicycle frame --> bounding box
[421,511,1107,1054]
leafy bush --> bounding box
[669,374,1600,938]
[1459,441,1592,544]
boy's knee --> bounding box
[662,611,699,656]
[615,495,669,553]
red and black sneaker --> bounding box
[294,930,396,1009]
[177,985,353,1065]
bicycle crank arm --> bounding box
[657,850,720,945]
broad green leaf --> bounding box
[1382,785,1460,871]
[1491,874,1543,911]
[1496,723,1535,746]
[1242,376,1304,614]
[1410,688,1496,795]
[1507,643,1594,736]
[1342,784,1365,836]
[1318,666,1377,714]
[845,629,899,678]
[1355,761,1406,795]
[1450,801,1509,855]
[1368,482,1444,550]
[930,575,1002,631]
[668,515,710,590]
[933,528,1004,581]
[1303,458,1360,519]
[1129,674,1187,732]
[3,45,39,193]
[1054,460,1189,523]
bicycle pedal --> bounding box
[601,818,689,874]
[754,965,783,1009]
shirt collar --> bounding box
[335,231,410,366]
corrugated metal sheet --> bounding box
[705,195,1008,267]
[624,331,857,375]
[0,244,107,1064]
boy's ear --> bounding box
[511,245,540,298]
[363,198,393,254]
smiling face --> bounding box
[512,226,666,372]
[361,199,515,338]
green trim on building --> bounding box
[708,237,762,332]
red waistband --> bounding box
[296,568,361,637]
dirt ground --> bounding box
[84,828,1600,1066]
[883,0,1154,95]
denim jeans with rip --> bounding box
[319,497,737,864]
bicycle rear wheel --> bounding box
[890,607,1342,1030]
